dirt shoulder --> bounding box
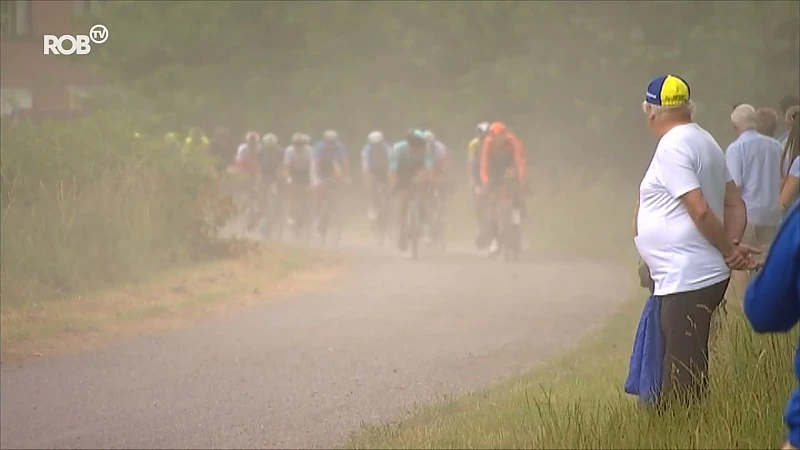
[0,245,343,364]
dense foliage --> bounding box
[84,1,799,178]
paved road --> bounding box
[1,245,630,449]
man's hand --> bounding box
[781,441,798,450]
[724,242,763,271]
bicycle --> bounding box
[371,181,391,246]
[259,180,284,241]
[404,184,425,260]
[495,175,523,263]
[316,177,344,247]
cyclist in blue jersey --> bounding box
[312,130,350,233]
[362,130,392,221]
[390,129,434,250]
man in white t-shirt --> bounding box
[634,74,761,405]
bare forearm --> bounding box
[633,200,640,237]
[692,210,735,257]
[723,200,747,242]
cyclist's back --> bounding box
[260,133,283,181]
[363,139,391,183]
[481,122,526,188]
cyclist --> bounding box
[479,121,527,254]
[209,127,235,172]
[234,132,264,227]
[163,132,181,153]
[235,132,262,174]
[424,130,449,244]
[361,130,392,221]
[312,130,350,232]
[183,127,210,156]
[260,133,284,186]
[390,129,435,251]
[468,122,490,243]
[283,133,314,227]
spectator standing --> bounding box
[783,106,800,179]
[725,104,783,293]
[780,118,800,213]
[634,74,758,405]
[778,94,800,143]
[755,107,780,137]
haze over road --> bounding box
[1,245,630,449]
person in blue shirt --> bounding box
[389,129,434,250]
[744,197,800,450]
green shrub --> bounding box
[0,111,235,307]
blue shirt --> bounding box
[312,140,346,162]
[725,129,783,226]
[791,157,800,179]
[744,198,800,447]
[361,142,391,173]
[389,140,434,172]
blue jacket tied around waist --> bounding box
[625,295,664,406]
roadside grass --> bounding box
[0,244,342,362]
[346,293,796,449]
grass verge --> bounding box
[346,293,796,449]
[0,244,343,363]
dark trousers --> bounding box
[658,278,730,405]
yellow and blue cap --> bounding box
[645,74,690,107]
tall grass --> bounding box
[347,302,796,449]
[0,112,233,309]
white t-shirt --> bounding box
[635,123,731,296]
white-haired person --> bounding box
[726,103,783,294]
[634,74,760,407]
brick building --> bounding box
[1,0,104,118]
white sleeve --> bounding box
[656,145,700,199]
[725,144,744,187]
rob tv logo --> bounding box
[43,24,108,55]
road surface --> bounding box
[1,244,630,449]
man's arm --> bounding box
[723,180,748,242]
[633,198,640,237]
[658,147,736,258]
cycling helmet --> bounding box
[489,122,507,135]
[164,132,179,146]
[300,133,312,144]
[246,131,260,143]
[291,132,304,144]
[423,130,436,143]
[476,122,490,135]
[406,129,426,147]
[262,133,278,146]
[323,129,338,141]
[368,131,383,144]
[188,127,204,140]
